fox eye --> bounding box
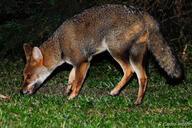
[26,74,31,79]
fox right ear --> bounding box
[23,43,32,61]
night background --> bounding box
[0,0,191,127]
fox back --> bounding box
[21,4,182,104]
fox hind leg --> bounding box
[130,60,147,105]
[110,57,134,96]
[68,61,90,100]
[129,43,147,105]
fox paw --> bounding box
[109,89,119,96]
[134,99,142,105]
[68,93,77,100]
[66,84,73,96]
[66,88,72,96]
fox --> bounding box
[20,4,182,105]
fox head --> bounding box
[20,43,51,95]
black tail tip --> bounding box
[172,69,182,78]
[169,64,184,84]
[173,64,184,79]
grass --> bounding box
[0,55,192,127]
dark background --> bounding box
[0,0,191,63]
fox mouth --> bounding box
[20,83,40,95]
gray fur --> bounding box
[148,30,182,78]
[40,4,182,78]
[142,13,182,78]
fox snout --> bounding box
[20,82,38,95]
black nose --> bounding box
[20,89,24,95]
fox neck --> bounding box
[39,38,65,71]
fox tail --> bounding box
[144,14,182,78]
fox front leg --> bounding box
[66,67,76,95]
[68,62,90,100]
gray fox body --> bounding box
[21,4,182,104]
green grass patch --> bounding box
[0,58,192,127]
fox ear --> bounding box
[32,47,43,65]
[23,43,32,61]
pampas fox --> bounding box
[20,4,182,104]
